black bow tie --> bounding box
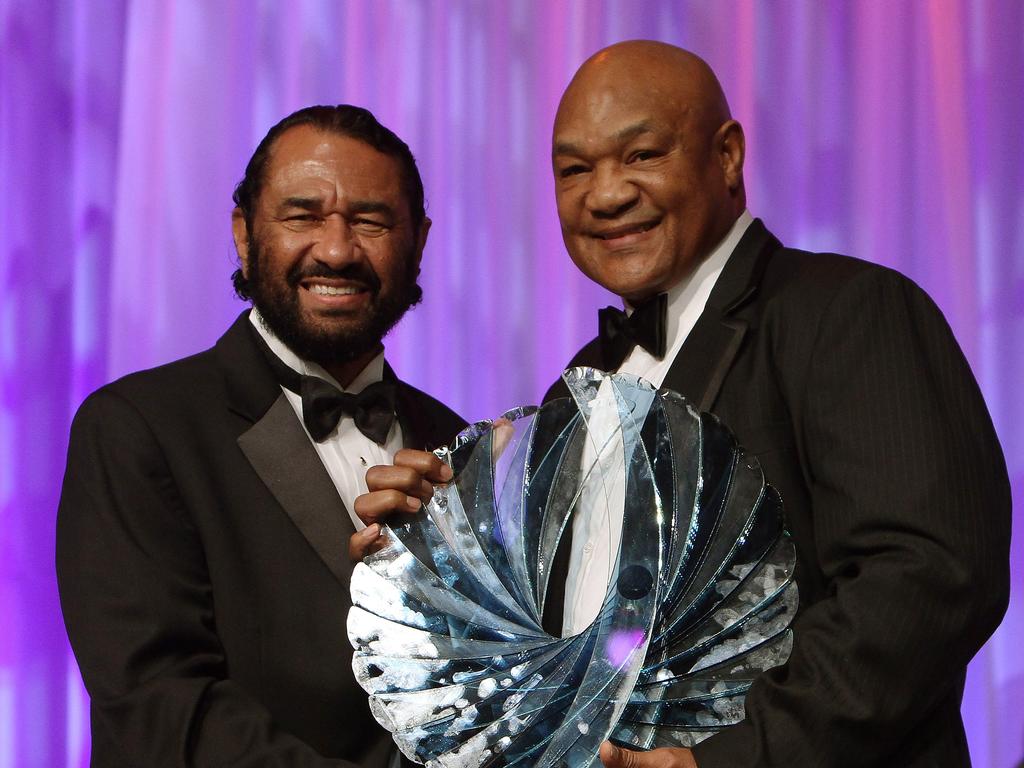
[256,336,397,444]
[597,293,668,370]
[295,376,396,444]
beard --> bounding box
[246,236,423,367]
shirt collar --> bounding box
[248,308,385,394]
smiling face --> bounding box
[232,124,427,378]
[552,43,745,303]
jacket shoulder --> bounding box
[763,247,901,292]
[110,345,219,399]
[74,346,223,428]
[756,246,938,324]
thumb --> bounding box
[600,741,642,768]
[601,744,697,768]
[360,522,381,540]
[348,523,381,562]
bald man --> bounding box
[352,42,1010,768]
[543,41,1010,768]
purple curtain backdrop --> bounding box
[2,1,1022,766]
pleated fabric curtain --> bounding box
[1,2,1021,766]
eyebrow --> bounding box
[280,196,324,211]
[348,201,395,217]
[553,120,656,157]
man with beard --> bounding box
[56,105,464,767]
[352,43,1010,768]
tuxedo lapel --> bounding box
[668,318,748,411]
[663,219,779,411]
[388,364,450,452]
[238,396,355,586]
[216,311,355,587]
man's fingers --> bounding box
[363,451,453,510]
[354,450,455,533]
[353,489,422,526]
[365,464,435,502]
[348,523,381,562]
[598,742,696,768]
[393,448,454,484]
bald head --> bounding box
[552,41,746,302]
[556,41,732,143]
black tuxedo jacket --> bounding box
[547,220,1011,767]
[57,312,466,767]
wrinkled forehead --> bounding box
[553,70,695,151]
[259,126,407,208]
[267,127,398,180]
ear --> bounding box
[715,119,746,192]
[231,207,251,277]
[413,216,431,267]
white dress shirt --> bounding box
[562,210,754,634]
[249,310,404,531]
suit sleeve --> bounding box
[692,269,1011,766]
[56,389,357,767]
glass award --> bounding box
[349,368,797,767]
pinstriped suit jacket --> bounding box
[547,220,1011,768]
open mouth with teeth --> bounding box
[300,282,374,311]
[307,284,365,296]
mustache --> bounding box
[286,262,381,291]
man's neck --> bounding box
[248,309,386,392]
[322,350,381,389]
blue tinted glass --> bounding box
[350,369,797,765]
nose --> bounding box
[586,165,639,218]
[314,214,359,266]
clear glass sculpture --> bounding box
[349,368,797,767]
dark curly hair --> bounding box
[231,105,426,300]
